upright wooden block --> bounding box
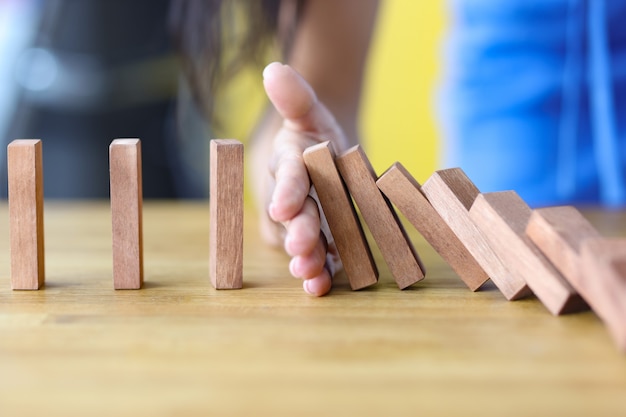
[526,206,601,283]
[110,139,144,290]
[422,168,530,300]
[377,163,489,290]
[335,146,424,289]
[8,139,45,290]
[580,239,626,352]
[210,139,244,289]
[470,191,587,315]
[303,141,378,290]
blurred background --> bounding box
[0,0,442,199]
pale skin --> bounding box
[249,0,379,295]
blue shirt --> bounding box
[439,0,626,207]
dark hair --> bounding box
[169,0,304,124]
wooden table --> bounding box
[0,202,625,417]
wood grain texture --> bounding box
[526,206,601,285]
[7,139,45,290]
[377,162,489,291]
[421,168,530,300]
[303,141,378,290]
[110,139,144,289]
[0,202,625,417]
[470,191,587,315]
[580,239,626,352]
[335,146,424,289]
[209,139,244,289]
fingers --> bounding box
[284,198,326,280]
[259,62,351,296]
[263,62,342,138]
[267,129,313,223]
[283,196,321,256]
[284,198,334,297]
[303,272,332,297]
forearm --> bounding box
[287,0,380,148]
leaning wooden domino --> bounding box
[580,239,626,352]
[303,141,378,290]
[421,168,530,300]
[7,139,45,290]
[110,139,144,289]
[377,162,489,291]
[526,207,625,350]
[210,139,244,289]
[470,192,587,315]
[335,146,424,289]
[526,206,601,284]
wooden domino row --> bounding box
[7,138,244,292]
[6,137,625,351]
[302,141,625,351]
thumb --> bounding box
[263,62,340,136]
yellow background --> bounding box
[362,0,445,182]
[217,0,446,184]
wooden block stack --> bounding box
[299,141,625,352]
[303,142,378,290]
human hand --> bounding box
[254,62,351,296]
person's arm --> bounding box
[250,0,379,296]
[288,0,379,146]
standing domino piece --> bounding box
[580,239,626,352]
[335,146,424,289]
[303,141,378,290]
[210,139,243,289]
[377,162,489,291]
[8,139,45,290]
[110,139,144,289]
[422,168,530,300]
[470,191,587,315]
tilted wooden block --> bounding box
[335,146,424,289]
[376,162,488,291]
[210,139,244,289]
[110,139,144,289]
[303,141,378,290]
[526,207,624,350]
[580,238,626,352]
[421,168,530,300]
[526,206,601,284]
[470,191,587,315]
[8,139,45,290]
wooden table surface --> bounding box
[0,202,625,417]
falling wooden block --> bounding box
[422,168,530,300]
[580,238,626,352]
[526,206,601,283]
[303,141,378,290]
[110,139,144,290]
[470,191,587,315]
[210,139,244,289]
[377,162,489,290]
[7,139,45,290]
[335,146,424,289]
[526,207,624,350]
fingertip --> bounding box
[303,273,332,296]
[267,201,280,222]
[262,62,316,122]
[262,61,286,82]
